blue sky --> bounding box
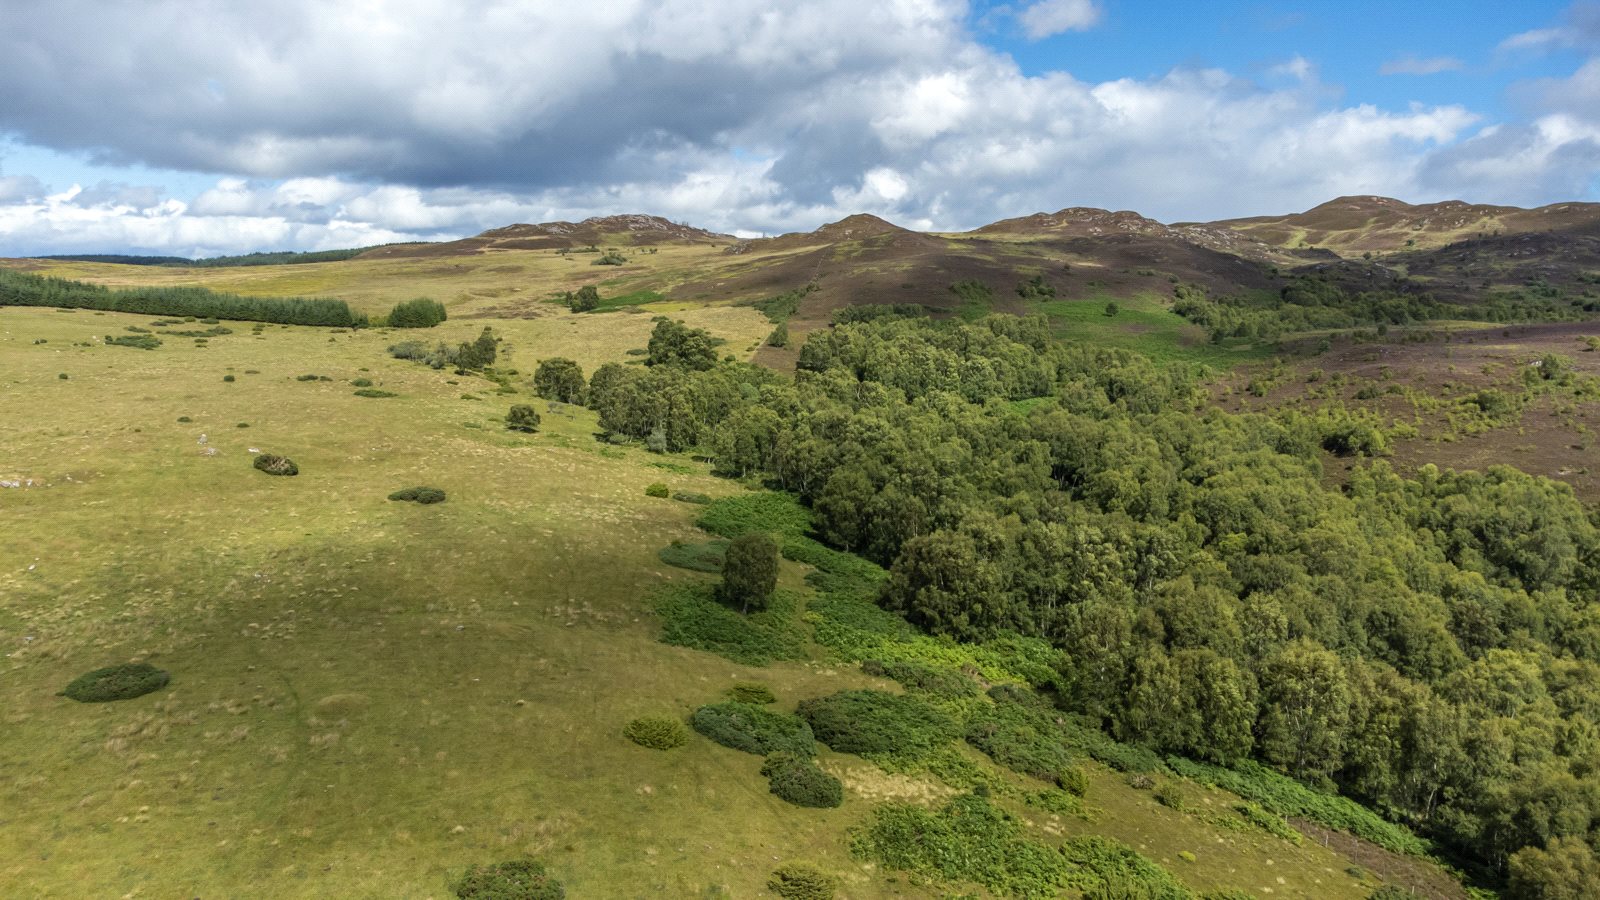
[1,0,1598,257]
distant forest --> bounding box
[31,246,396,268]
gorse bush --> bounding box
[767,864,836,900]
[105,333,162,349]
[61,663,170,702]
[253,454,299,476]
[690,702,814,756]
[797,689,957,758]
[506,405,541,433]
[623,716,689,750]
[388,487,446,504]
[1,269,365,326]
[451,859,564,899]
[762,752,844,807]
[644,482,669,498]
[386,297,447,328]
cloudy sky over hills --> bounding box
[2,0,1598,257]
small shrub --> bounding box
[177,416,192,423]
[690,702,814,756]
[105,334,161,349]
[592,251,627,266]
[222,374,235,382]
[351,378,373,387]
[1057,765,1089,797]
[236,422,249,428]
[797,690,957,758]
[763,752,844,808]
[767,864,836,900]
[253,453,299,476]
[672,490,711,505]
[61,663,170,702]
[452,859,564,899]
[389,486,447,504]
[623,716,689,750]
[296,373,324,381]
[353,388,398,398]
[645,482,670,498]
[727,683,776,704]
[1153,780,1194,811]
[506,404,541,433]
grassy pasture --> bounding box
[0,305,1453,898]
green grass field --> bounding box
[1033,293,1272,368]
[0,305,1455,898]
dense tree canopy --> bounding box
[591,312,1600,882]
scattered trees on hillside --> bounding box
[647,318,718,370]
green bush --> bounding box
[506,405,541,433]
[1153,780,1194,811]
[222,374,235,382]
[720,531,779,613]
[767,864,836,900]
[387,297,447,328]
[592,251,626,266]
[697,492,812,539]
[762,752,843,808]
[690,702,814,756]
[353,388,398,398]
[533,358,586,404]
[351,378,373,387]
[1057,765,1089,798]
[452,859,564,899]
[657,540,727,572]
[797,690,957,758]
[645,482,669,498]
[566,285,600,312]
[389,486,447,504]
[727,683,777,704]
[61,663,170,702]
[623,716,689,750]
[253,453,299,476]
[105,333,161,349]
[671,490,711,504]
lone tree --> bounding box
[568,285,600,312]
[533,358,586,404]
[506,404,541,433]
[1104,301,1119,317]
[720,532,779,613]
[455,326,498,370]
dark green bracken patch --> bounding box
[61,663,170,703]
